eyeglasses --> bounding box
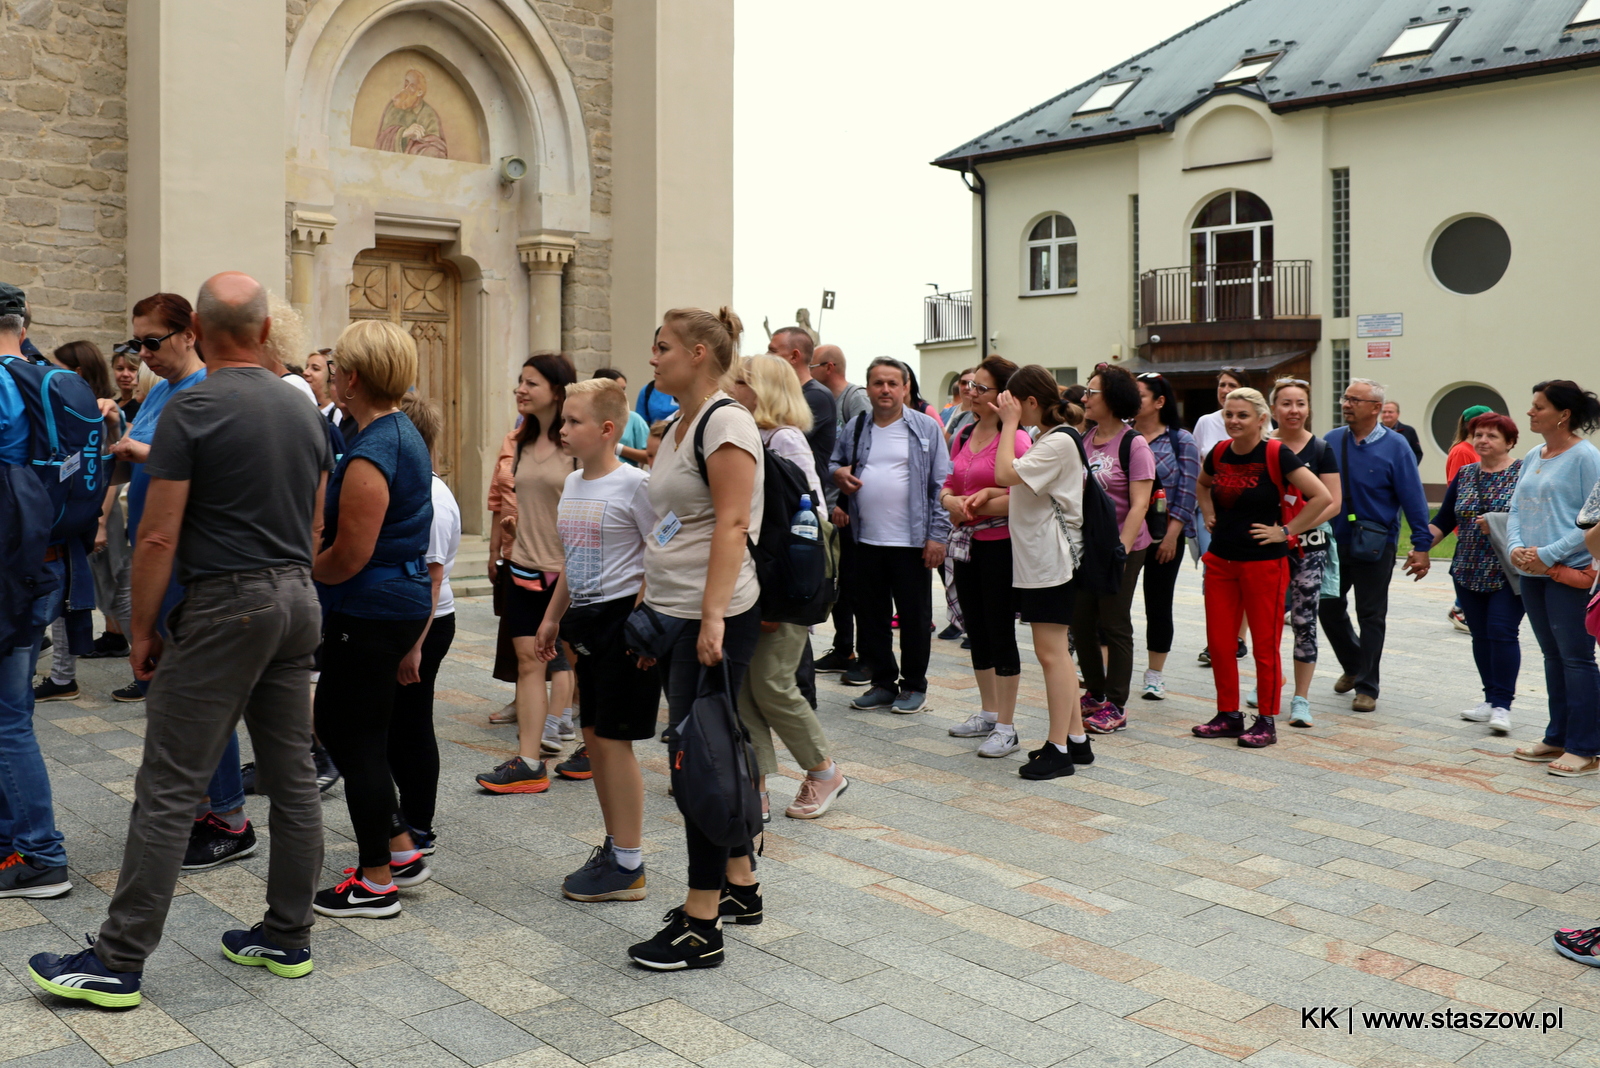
[962,381,996,395]
[1341,394,1379,405]
[114,329,179,356]
[1082,387,1102,397]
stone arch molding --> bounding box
[286,0,593,235]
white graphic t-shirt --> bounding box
[557,463,657,606]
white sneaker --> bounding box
[557,708,576,741]
[977,727,1020,758]
[1460,702,1492,723]
[540,717,564,755]
[1140,670,1165,701]
[949,711,997,738]
[1488,707,1511,734]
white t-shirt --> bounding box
[280,372,318,406]
[320,401,344,427]
[426,474,462,616]
[762,425,822,503]
[853,416,917,547]
[1009,428,1084,588]
[1194,410,1228,456]
[557,463,656,607]
[644,393,764,619]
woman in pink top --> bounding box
[1071,365,1155,733]
[938,356,1033,759]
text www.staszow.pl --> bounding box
[1302,1007,1564,1033]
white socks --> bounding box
[993,722,1016,736]
[1050,741,1070,754]
[391,849,420,865]
[808,763,838,782]
[1069,734,1087,744]
[614,845,643,871]
[980,710,998,723]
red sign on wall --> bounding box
[1366,340,1392,360]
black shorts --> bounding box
[502,576,571,672]
[572,598,662,740]
[1017,580,1077,626]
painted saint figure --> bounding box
[377,69,449,158]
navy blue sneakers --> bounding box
[221,923,314,978]
[29,939,141,1009]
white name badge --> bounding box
[653,511,682,546]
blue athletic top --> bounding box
[126,366,207,542]
[318,410,433,619]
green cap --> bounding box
[1461,405,1493,422]
[0,283,24,318]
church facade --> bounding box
[0,0,733,530]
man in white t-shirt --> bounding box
[828,358,952,715]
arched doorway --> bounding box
[1189,191,1274,321]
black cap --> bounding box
[0,283,25,318]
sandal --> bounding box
[1514,743,1564,763]
[489,702,518,725]
[1549,757,1600,778]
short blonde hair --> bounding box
[262,292,305,371]
[333,319,416,406]
[1225,386,1270,419]
[565,377,628,430]
[648,419,670,440]
[727,354,812,432]
[397,393,442,456]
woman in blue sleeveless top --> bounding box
[310,320,434,919]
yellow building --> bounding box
[1,0,733,529]
[921,0,1600,486]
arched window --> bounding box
[1026,214,1077,294]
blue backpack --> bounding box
[0,355,105,545]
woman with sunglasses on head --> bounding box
[1192,388,1331,748]
[1070,366,1153,734]
[1267,378,1342,727]
[941,357,1031,758]
[1129,373,1200,701]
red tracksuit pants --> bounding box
[1202,554,1290,717]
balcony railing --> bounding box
[1139,260,1312,328]
[923,289,973,343]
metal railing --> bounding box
[923,289,974,343]
[1138,260,1312,327]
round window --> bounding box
[1431,384,1509,453]
[1431,216,1511,295]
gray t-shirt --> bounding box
[146,365,333,583]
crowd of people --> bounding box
[4,270,1600,1009]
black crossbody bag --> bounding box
[1339,431,1393,563]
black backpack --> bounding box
[688,398,838,626]
[666,663,763,847]
[1119,427,1169,544]
[1054,426,1127,595]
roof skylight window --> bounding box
[1216,53,1281,85]
[1379,19,1455,59]
[1074,80,1136,115]
[1570,0,1600,27]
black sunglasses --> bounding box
[115,329,180,356]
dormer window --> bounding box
[1216,52,1282,85]
[1571,0,1600,27]
[1074,80,1137,115]
[1379,19,1456,59]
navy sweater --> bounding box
[1326,424,1434,552]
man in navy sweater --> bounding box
[1319,378,1433,713]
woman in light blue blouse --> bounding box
[1507,380,1600,776]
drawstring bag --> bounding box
[664,662,763,848]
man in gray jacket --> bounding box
[829,358,951,714]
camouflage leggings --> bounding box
[1289,548,1327,664]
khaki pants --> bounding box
[737,623,829,777]
[95,565,324,972]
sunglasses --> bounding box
[1136,372,1164,381]
[115,329,180,356]
[1274,378,1310,389]
[1219,366,1247,376]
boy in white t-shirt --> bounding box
[535,378,661,903]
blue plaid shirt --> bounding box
[1147,426,1201,539]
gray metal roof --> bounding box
[934,0,1600,170]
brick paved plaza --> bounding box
[5,564,1600,1068]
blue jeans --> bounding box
[0,559,68,865]
[1522,577,1600,758]
[1454,581,1523,711]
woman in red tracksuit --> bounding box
[1192,387,1332,748]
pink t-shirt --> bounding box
[944,425,1033,541]
[1084,425,1157,552]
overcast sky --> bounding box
[731,0,1237,377]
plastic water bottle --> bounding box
[791,494,820,540]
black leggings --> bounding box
[315,611,428,869]
[1138,537,1185,655]
[388,612,455,837]
[953,537,1020,676]
[661,605,761,891]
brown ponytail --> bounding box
[1009,365,1081,428]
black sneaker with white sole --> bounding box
[33,678,79,702]
[181,814,258,871]
[628,907,724,970]
[718,882,763,925]
[0,852,71,898]
[312,743,340,792]
[840,665,872,686]
[111,681,144,702]
[389,851,432,888]
[813,648,856,673]
[312,870,400,918]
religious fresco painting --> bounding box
[350,49,484,164]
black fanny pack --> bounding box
[561,596,632,658]
[623,602,690,661]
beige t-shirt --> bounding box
[1010,427,1084,589]
[644,393,765,619]
[510,435,575,572]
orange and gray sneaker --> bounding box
[556,746,592,780]
[475,756,550,794]
[785,770,848,819]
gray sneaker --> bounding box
[977,727,1021,758]
[540,716,564,755]
[891,691,926,714]
[557,708,577,741]
[562,854,646,902]
[948,711,996,737]
[850,686,897,710]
